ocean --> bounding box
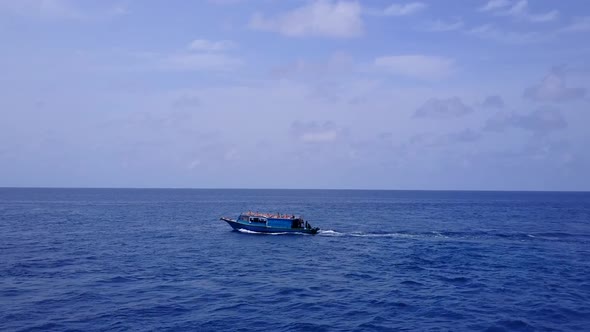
[1,188,589,331]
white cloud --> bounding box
[189,39,236,52]
[270,52,354,79]
[291,121,345,143]
[67,48,242,73]
[151,39,242,71]
[160,53,241,71]
[425,19,463,32]
[249,0,362,38]
[0,0,127,20]
[507,1,558,23]
[479,0,511,12]
[0,0,84,19]
[559,16,590,33]
[467,24,544,43]
[187,159,201,169]
[482,0,559,23]
[110,4,128,16]
[224,148,239,161]
[383,2,427,16]
[523,68,586,102]
[374,55,453,80]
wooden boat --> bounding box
[220,212,319,234]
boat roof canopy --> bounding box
[240,212,302,219]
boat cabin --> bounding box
[242,215,266,223]
[237,213,307,229]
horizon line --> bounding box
[1,186,589,193]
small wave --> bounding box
[95,276,137,284]
[319,230,418,238]
[350,231,412,238]
[318,230,345,236]
[236,229,299,236]
[534,232,589,239]
[237,229,263,235]
[237,228,589,241]
[487,319,535,331]
[316,229,589,242]
[429,231,449,238]
[439,276,470,284]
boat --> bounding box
[220,212,320,234]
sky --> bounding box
[0,0,589,190]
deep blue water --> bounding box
[1,188,589,331]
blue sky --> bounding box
[1,0,589,190]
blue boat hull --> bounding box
[221,218,319,235]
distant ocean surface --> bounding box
[1,188,589,331]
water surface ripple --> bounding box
[1,189,589,331]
